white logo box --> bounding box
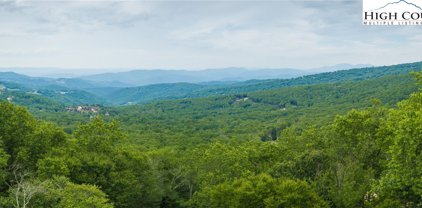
[362,0,422,25]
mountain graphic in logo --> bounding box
[370,0,422,11]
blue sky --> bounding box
[0,0,421,72]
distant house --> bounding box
[91,107,99,113]
[65,106,75,112]
[27,90,41,95]
[235,97,249,102]
[68,105,101,114]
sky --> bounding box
[0,0,421,74]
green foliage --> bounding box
[98,74,416,149]
[0,102,36,162]
[0,147,8,185]
[23,176,114,208]
[57,182,113,208]
[0,90,64,112]
[0,102,67,170]
[191,173,328,208]
[73,117,126,153]
[411,70,422,85]
[36,118,159,207]
[372,90,422,207]
[0,69,421,207]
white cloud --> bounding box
[0,0,421,70]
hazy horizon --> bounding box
[0,63,377,78]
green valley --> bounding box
[0,62,421,207]
[2,1,422,207]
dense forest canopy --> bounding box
[0,67,421,207]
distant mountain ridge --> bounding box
[0,64,372,81]
[0,64,373,89]
[105,62,420,105]
[1,62,418,106]
[79,64,373,86]
[79,68,305,86]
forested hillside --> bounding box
[1,62,421,106]
[36,73,418,146]
[0,85,105,110]
[106,62,422,104]
[0,66,421,207]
